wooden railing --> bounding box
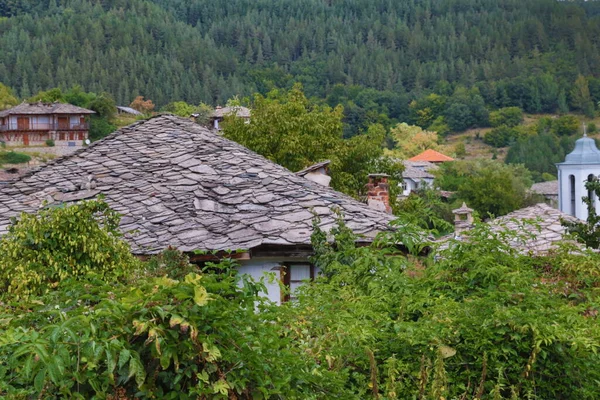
[0,122,89,132]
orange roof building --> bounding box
[408,149,454,163]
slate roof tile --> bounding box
[0,115,394,254]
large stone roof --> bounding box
[437,203,578,255]
[402,160,437,180]
[530,180,559,196]
[0,102,95,117]
[0,115,393,254]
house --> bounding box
[0,102,94,151]
[116,106,143,116]
[295,160,331,187]
[557,134,600,220]
[210,106,251,130]
[401,160,438,196]
[530,180,559,208]
[0,115,394,304]
[439,202,578,255]
[408,149,454,163]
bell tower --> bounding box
[557,125,600,220]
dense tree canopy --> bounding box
[223,84,402,197]
[2,0,600,134]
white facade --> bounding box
[557,136,600,220]
[237,258,321,305]
[402,177,434,196]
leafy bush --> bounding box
[489,106,523,128]
[45,138,55,147]
[0,151,31,164]
[281,219,600,399]
[551,115,580,136]
[0,256,345,398]
[89,115,117,141]
[483,124,518,147]
[0,199,138,298]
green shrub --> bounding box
[551,115,580,136]
[587,122,597,134]
[0,199,138,298]
[489,106,523,128]
[483,124,518,147]
[0,151,31,164]
[45,138,55,147]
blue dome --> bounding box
[559,136,600,165]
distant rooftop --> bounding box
[0,102,95,118]
[402,160,438,179]
[212,106,251,119]
[408,149,454,163]
[530,180,559,196]
[116,106,143,116]
[296,160,331,177]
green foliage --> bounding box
[223,84,402,197]
[0,151,31,164]
[484,125,519,147]
[551,115,580,136]
[396,188,453,235]
[386,122,439,159]
[506,131,575,182]
[489,107,523,128]
[563,178,600,249]
[88,115,117,141]
[45,139,55,147]
[282,217,600,399]
[0,199,137,298]
[161,101,213,126]
[436,159,534,217]
[2,0,600,134]
[588,122,598,134]
[0,82,18,110]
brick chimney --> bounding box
[366,174,392,214]
[452,202,474,235]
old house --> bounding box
[530,180,559,208]
[401,160,438,196]
[210,106,251,130]
[0,102,94,151]
[0,115,393,304]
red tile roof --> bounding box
[408,149,454,163]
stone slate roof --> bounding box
[212,106,251,119]
[437,203,578,255]
[0,102,95,117]
[402,160,437,180]
[0,115,394,254]
[530,180,559,196]
[116,106,143,116]
[296,160,331,177]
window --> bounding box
[588,174,596,210]
[282,263,315,302]
[570,175,576,216]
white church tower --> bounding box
[557,128,600,220]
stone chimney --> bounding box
[366,174,392,214]
[452,202,474,234]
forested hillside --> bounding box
[2,0,600,122]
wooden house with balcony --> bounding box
[0,102,94,150]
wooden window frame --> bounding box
[281,262,315,303]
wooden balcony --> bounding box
[0,122,90,132]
